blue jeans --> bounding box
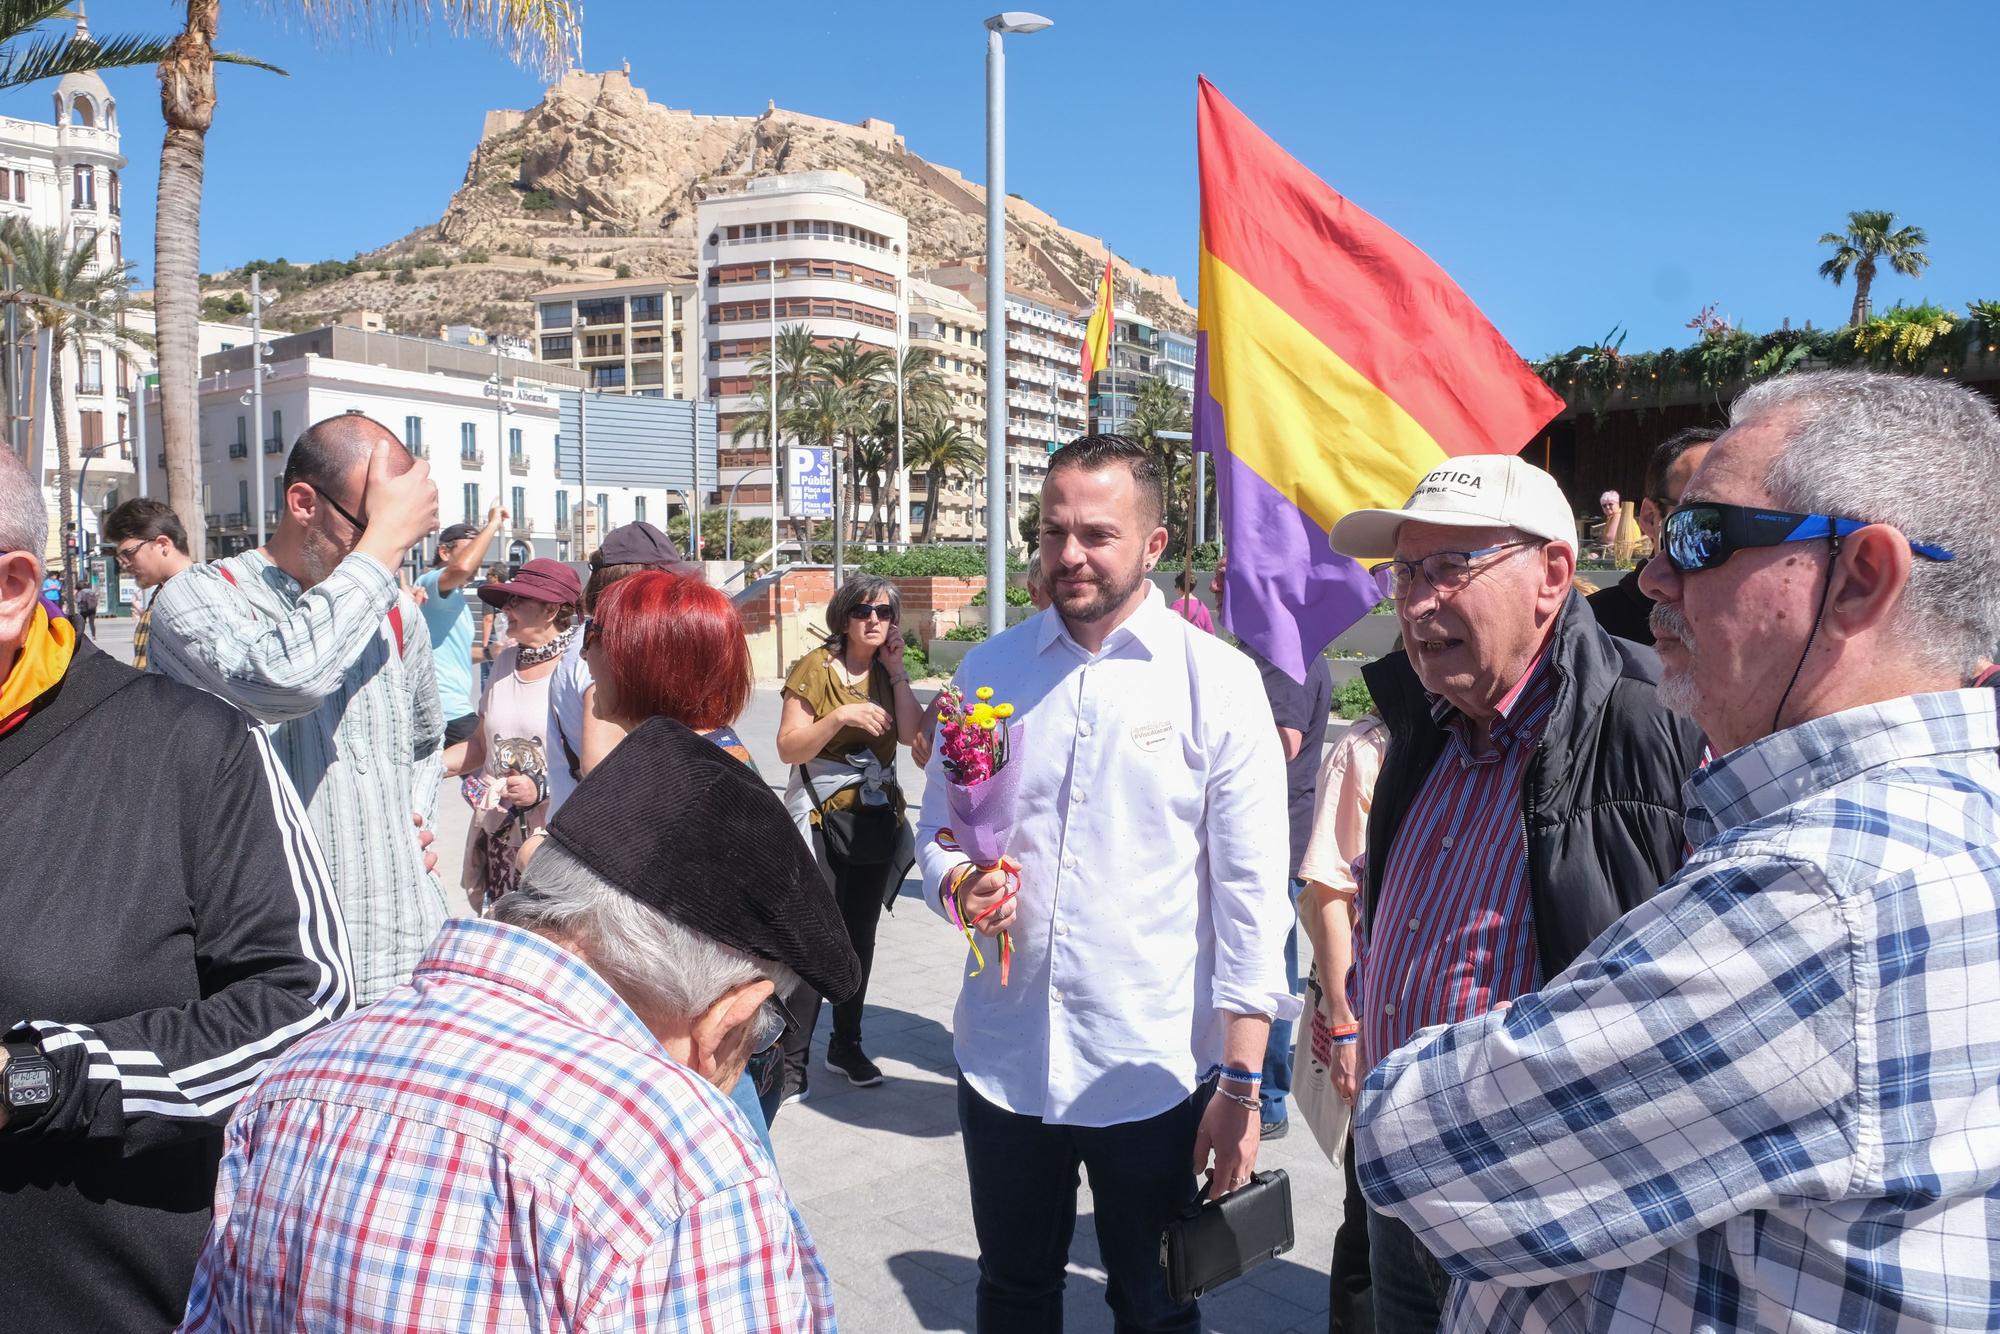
[959,1076,1209,1332]
[728,1062,774,1158]
[1260,883,1304,1122]
[1367,1208,1451,1334]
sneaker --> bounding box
[779,1072,809,1107]
[1260,1116,1290,1141]
[824,1042,883,1087]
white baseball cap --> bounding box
[1328,455,1579,561]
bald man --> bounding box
[150,414,449,1003]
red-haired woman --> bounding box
[575,568,780,1152]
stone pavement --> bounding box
[95,613,1346,1332]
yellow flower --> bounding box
[994,703,1014,719]
[975,686,994,701]
[970,704,996,727]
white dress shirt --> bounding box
[918,585,1299,1127]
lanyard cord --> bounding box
[1771,536,1841,737]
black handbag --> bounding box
[1158,1169,1295,1304]
[800,764,904,866]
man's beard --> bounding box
[1053,561,1148,628]
[1650,603,1700,717]
[297,518,347,588]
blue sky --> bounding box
[12,1,1996,359]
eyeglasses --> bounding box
[1369,541,1535,598]
[1660,502,1955,574]
[113,539,149,568]
[580,617,599,649]
[848,603,896,622]
[748,996,789,1055]
[307,482,367,533]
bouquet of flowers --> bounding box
[934,685,1026,984]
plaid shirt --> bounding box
[1354,689,2000,1332]
[1363,652,1555,1067]
[179,918,836,1333]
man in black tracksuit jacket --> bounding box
[0,459,356,1331]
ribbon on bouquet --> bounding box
[937,827,1020,985]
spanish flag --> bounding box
[1080,258,1114,381]
[1196,77,1563,680]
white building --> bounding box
[1,15,137,562]
[529,275,696,400]
[698,171,908,522]
[904,278,987,541]
[136,326,687,579]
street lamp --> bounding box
[983,10,1052,635]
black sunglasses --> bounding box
[848,603,896,622]
[307,482,366,533]
[1661,502,1955,574]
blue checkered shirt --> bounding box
[1353,689,2000,1332]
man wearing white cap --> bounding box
[1328,455,1705,1334]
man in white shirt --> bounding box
[918,434,1296,1332]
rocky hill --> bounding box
[202,69,1195,340]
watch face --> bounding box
[9,1066,52,1105]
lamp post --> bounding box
[249,272,270,545]
[983,10,1052,635]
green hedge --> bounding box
[1333,676,1375,721]
[858,546,1025,578]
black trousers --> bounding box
[958,1076,1210,1333]
[1331,1135,1375,1333]
[779,833,897,1081]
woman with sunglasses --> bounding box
[573,567,783,1152]
[455,558,583,914]
[774,574,922,1103]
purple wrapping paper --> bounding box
[941,721,1026,867]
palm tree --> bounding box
[154,1,580,557]
[812,339,893,543]
[0,2,197,89]
[903,417,983,544]
[1818,211,1931,328]
[784,378,873,570]
[4,221,142,614]
[851,428,894,551]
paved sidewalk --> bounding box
[100,607,1346,1332]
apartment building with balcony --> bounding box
[5,15,142,564]
[530,274,696,399]
[1090,309,1198,435]
[920,263,1086,547]
[697,171,908,517]
[137,326,681,573]
[904,278,987,540]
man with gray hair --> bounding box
[181,717,857,1331]
[1356,370,2000,1332]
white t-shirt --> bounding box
[544,637,592,818]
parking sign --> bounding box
[786,446,834,519]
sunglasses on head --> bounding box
[848,603,895,623]
[1661,501,1955,574]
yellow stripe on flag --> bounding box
[1201,249,1448,533]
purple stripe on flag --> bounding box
[1195,332,1385,682]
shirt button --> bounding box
[1052,989,1063,1004]
[1441,835,1454,850]
[1058,923,1070,937]
[1079,722,1092,737]
[1074,789,1087,804]
[1382,1002,1397,1017]
[1407,917,1421,931]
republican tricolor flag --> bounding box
[1195,78,1564,680]
[1081,258,1114,381]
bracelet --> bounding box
[1213,1085,1260,1112]
[1218,1065,1263,1085]
[1328,1022,1359,1038]
[1330,1032,1358,1046]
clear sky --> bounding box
[11,0,1996,360]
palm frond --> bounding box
[263,0,580,80]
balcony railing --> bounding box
[460,448,485,468]
[264,436,283,455]
[265,508,281,528]
[510,522,534,539]
[228,441,249,459]
[508,453,529,475]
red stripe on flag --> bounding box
[1197,77,1561,458]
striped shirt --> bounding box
[1362,653,1556,1067]
[179,918,835,1333]
[147,548,446,1005]
[1356,689,2000,1332]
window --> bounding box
[589,365,625,389]
[511,486,526,526]
[404,415,423,456]
[79,349,102,394]
[0,171,9,202]
[630,294,663,322]
[80,410,102,448]
[539,302,572,329]
[108,171,120,216]
[273,477,284,513]
[581,332,623,358]
[460,423,477,460]
[269,409,283,452]
[10,171,22,201]
[235,415,247,449]
[672,294,684,319]
[555,491,569,530]
[540,334,572,359]
[73,96,94,128]
[596,493,609,527]
[508,427,524,461]
[633,496,647,524]
[577,297,623,326]
[71,165,93,209]
[463,483,479,525]
[238,480,249,518]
